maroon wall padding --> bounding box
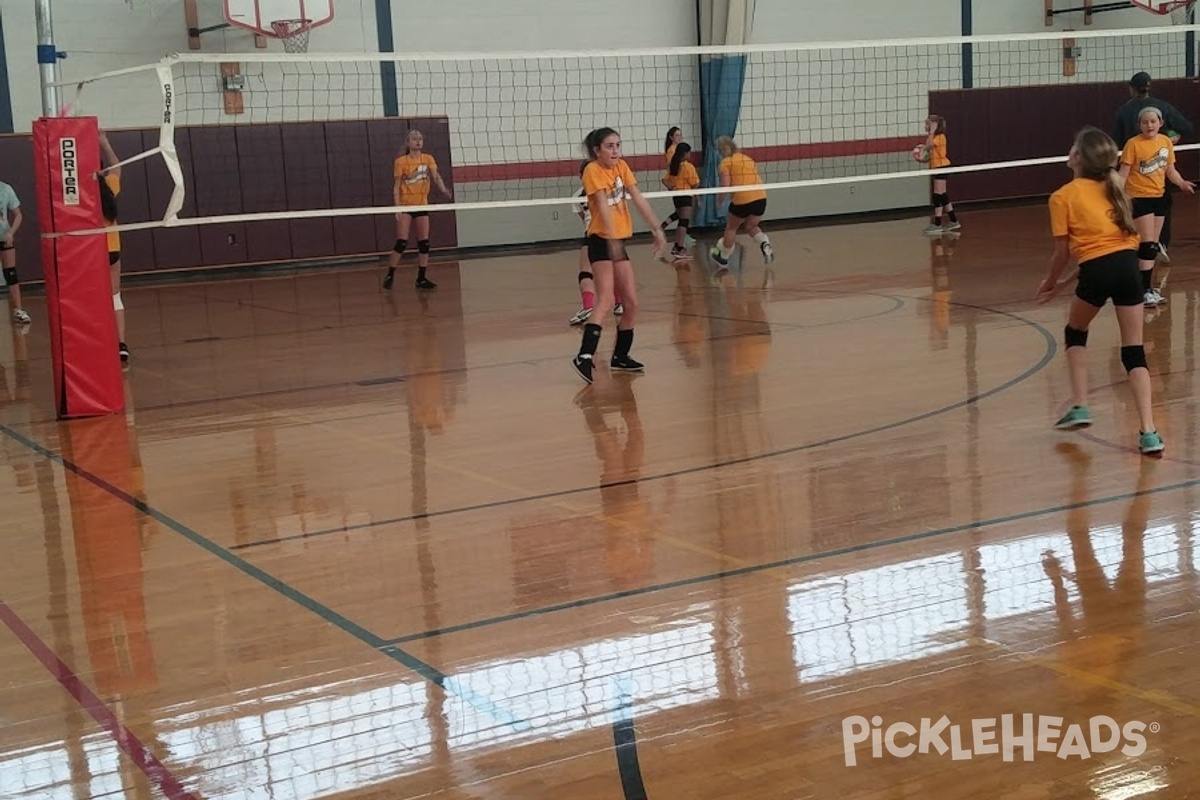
[931,79,1200,203]
[235,125,293,264]
[0,115,457,280]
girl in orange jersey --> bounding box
[1119,107,1195,306]
[382,129,451,291]
[1036,127,1163,455]
[658,126,684,231]
[97,131,129,362]
[661,142,700,261]
[571,128,667,384]
[923,115,960,235]
[710,136,774,267]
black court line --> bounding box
[229,298,1055,552]
[612,677,649,800]
[0,421,529,733]
[381,471,1200,646]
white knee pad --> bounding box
[113,292,124,311]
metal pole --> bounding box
[35,0,59,116]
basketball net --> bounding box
[1170,0,1197,24]
[271,19,312,53]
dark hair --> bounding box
[669,142,692,176]
[579,159,590,177]
[928,115,947,136]
[664,126,681,152]
[583,127,619,159]
[97,173,118,223]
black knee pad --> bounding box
[417,239,430,254]
[1121,345,1148,372]
[2,267,16,287]
[1137,241,1160,260]
[577,271,593,284]
[392,238,408,255]
[1064,325,1088,349]
[932,192,949,207]
[678,218,690,231]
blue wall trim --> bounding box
[961,0,974,89]
[375,0,399,117]
[0,11,14,133]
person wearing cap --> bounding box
[1114,71,1193,276]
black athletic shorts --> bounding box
[1131,195,1168,218]
[399,209,429,219]
[1076,249,1143,308]
[109,251,121,266]
[728,198,767,218]
[672,196,693,210]
[586,234,629,264]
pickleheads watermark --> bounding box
[842,714,1158,766]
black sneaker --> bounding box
[610,354,644,372]
[118,342,130,362]
[571,355,595,383]
[415,276,437,290]
[382,271,395,290]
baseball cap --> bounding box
[1130,71,1152,89]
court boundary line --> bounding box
[229,297,1055,552]
[380,473,1200,646]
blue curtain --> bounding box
[696,55,746,227]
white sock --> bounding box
[752,231,770,246]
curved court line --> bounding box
[230,298,1056,552]
[612,676,649,800]
[0,421,530,735]
[0,598,199,800]
[382,472,1200,646]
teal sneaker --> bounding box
[1139,430,1165,455]
[1054,406,1093,430]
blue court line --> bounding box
[229,298,1053,553]
[612,675,649,800]
[0,422,528,731]
[382,470,1200,646]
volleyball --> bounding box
[912,144,931,163]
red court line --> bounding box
[454,136,917,182]
[0,598,199,800]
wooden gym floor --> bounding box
[3,200,1200,799]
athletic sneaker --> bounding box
[684,234,697,247]
[12,309,30,324]
[1151,288,1167,305]
[1156,244,1170,264]
[569,307,593,326]
[613,303,624,316]
[943,221,962,232]
[118,342,130,362]
[760,241,775,265]
[1054,405,1093,430]
[415,277,437,290]
[670,244,689,261]
[1139,430,1165,454]
[922,224,944,236]
[571,354,594,384]
[610,354,645,372]
[709,246,730,266]
[382,271,395,290]
[1144,291,1159,308]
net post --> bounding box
[35,0,61,116]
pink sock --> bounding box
[582,291,595,310]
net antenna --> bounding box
[1129,0,1198,24]
[223,0,334,50]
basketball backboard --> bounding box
[223,0,334,37]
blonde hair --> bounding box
[403,129,423,154]
[1073,127,1136,236]
[716,136,738,156]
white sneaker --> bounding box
[1156,244,1170,264]
[760,241,775,265]
[614,303,624,316]
[12,308,30,324]
[1144,291,1159,307]
[1152,288,1167,305]
[569,307,592,326]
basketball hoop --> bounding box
[1130,0,1197,24]
[271,18,312,53]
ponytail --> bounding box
[1103,169,1137,236]
[669,142,692,176]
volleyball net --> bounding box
[57,24,1200,239]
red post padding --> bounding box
[32,116,123,418]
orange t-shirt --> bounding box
[1049,176,1140,264]
[104,173,121,253]
[719,152,766,205]
[665,143,678,165]
[929,134,950,169]
[1121,134,1173,198]
[583,159,637,240]
[663,161,700,192]
[393,153,438,206]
